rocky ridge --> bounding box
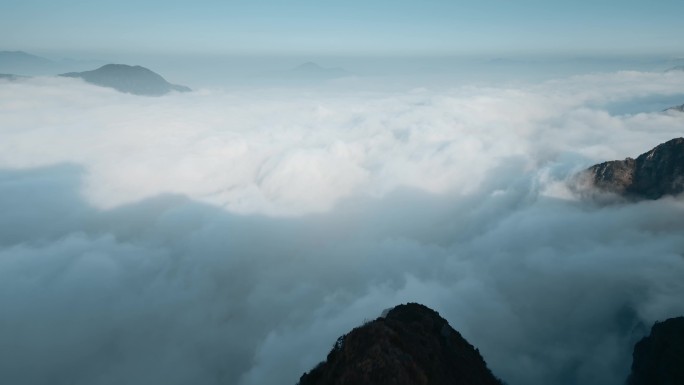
[582,137,684,199]
[628,317,684,385]
[297,303,503,385]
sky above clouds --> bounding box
[2,0,684,56]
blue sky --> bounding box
[2,0,684,56]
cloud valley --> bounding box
[1,71,684,385]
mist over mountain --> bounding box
[0,50,55,74]
[1,63,684,385]
[666,103,684,112]
[0,50,106,76]
[665,65,684,72]
[299,303,684,385]
[60,64,191,96]
[0,73,24,80]
[2,3,684,385]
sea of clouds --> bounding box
[1,70,684,385]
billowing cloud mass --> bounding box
[1,70,684,385]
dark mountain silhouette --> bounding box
[666,103,684,112]
[627,317,684,385]
[60,64,191,96]
[581,138,684,200]
[297,303,503,385]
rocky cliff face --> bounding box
[297,303,503,385]
[60,64,190,96]
[627,317,684,385]
[583,138,684,200]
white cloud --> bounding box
[0,71,684,385]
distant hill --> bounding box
[297,303,503,385]
[0,51,56,75]
[60,64,191,96]
[580,137,684,200]
[665,103,684,112]
[665,65,684,72]
[0,50,107,76]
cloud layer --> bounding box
[1,71,684,385]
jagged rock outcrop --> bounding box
[60,64,190,96]
[582,138,684,200]
[627,317,684,385]
[297,303,503,385]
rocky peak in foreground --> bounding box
[628,317,684,385]
[582,137,684,200]
[297,303,503,385]
[60,64,190,96]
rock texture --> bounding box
[297,303,503,385]
[60,64,190,96]
[627,317,684,385]
[584,137,684,199]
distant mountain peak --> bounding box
[60,64,190,96]
[665,103,684,112]
[0,51,55,75]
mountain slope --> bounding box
[0,51,55,75]
[627,317,684,385]
[666,103,684,112]
[582,137,684,199]
[297,303,503,385]
[60,64,191,96]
